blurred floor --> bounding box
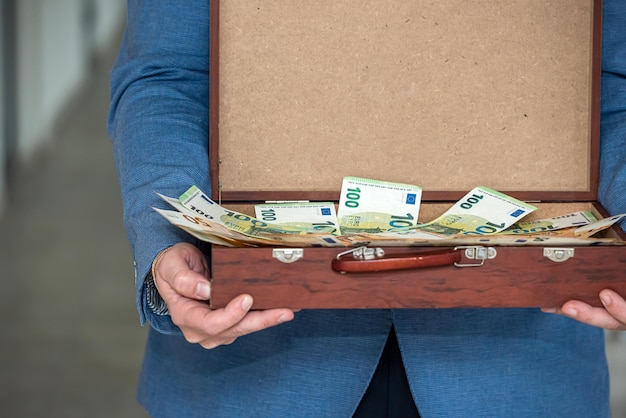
[0,41,625,418]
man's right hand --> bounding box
[152,242,295,349]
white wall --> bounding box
[93,0,126,52]
[0,0,125,216]
[0,2,5,215]
[17,0,124,162]
[16,0,43,163]
[16,0,124,163]
[40,0,86,148]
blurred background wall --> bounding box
[0,1,154,416]
[0,0,125,216]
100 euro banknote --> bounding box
[254,202,339,234]
[501,211,597,235]
[395,186,537,236]
[177,186,344,246]
[337,176,422,235]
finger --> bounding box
[183,295,294,348]
[200,294,293,334]
[169,293,295,348]
[599,289,626,324]
[198,309,296,350]
[176,242,210,276]
[154,245,211,301]
[168,268,212,301]
[198,298,295,347]
[229,307,295,335]
[560,300,625,330]
[173,294,254,344]
[169,296,217,342]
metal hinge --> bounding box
[272,248,304,263]
[543,248,575,263]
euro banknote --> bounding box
[337,176,422,235]
[152,183,621,248]
[500,211,597,235]
[153,208,251,247]
[394,186,537,236]
[177,186,344,246]
[254,202,339,235]
[574,213,626,237]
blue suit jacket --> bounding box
[108,1,625,416]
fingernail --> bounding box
[241,296,253,310]
[600,292,612,307]
[195,282,211,299]
[564,308,578,318]
[277,313,290,323]
[542,308,557,313]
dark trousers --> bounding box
[353,327,421,418]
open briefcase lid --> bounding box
[209,0,602,204]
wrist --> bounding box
[151,245,174,282]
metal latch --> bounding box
[272,248,304,264]
[335,246,385,260]
[454,246,497,267]
[543,248,575,263]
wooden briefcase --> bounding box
[206,0,626,309]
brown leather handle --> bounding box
[331,248,462,273]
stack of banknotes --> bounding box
[154,177,625,248]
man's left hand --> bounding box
[544,289,626,330]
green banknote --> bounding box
[178,186,344,246]
[153,208,248,247]
[158,193,247,240]
[337,176,422,235]
[254,202,339,234]
[179,186,305,236]
[395,186,537,236]
[574,213,626,237]
[500,211,597,235]
[155,184,620,247]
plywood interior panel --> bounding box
[213,0,598,200]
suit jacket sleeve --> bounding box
[107,0,210,333]
[599,2,626,228]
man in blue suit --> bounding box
[108,1,626,416]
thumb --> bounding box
[153,243,211,301]
[169,268,212,301]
